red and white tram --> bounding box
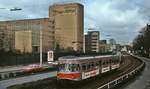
[57,55,120,81]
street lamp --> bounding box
[10,7,22,11]
[0,7,22,11]
[40,22,42,66]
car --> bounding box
[22,64,44,73]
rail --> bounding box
[97,54,145,89]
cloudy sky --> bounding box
[0,0,150,44]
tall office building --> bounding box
[49,3,84,52]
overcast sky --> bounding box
[0,0,150,44]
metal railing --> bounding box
[97,55,145,89]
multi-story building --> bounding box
[0,18,54,53]
[83,33,89,53]
[99,40,110,53]
[0,25,5,50]
[109,38,116,45]
[0,3,84,53]
[84,31,100,53]
[49,3,84,52]
[109,38,117,52]
[0,24,12,51]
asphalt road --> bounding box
[0,71,57,89]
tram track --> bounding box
[7,55,142,89]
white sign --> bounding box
[111,64,120,70]
[47,51,54,62]
[82,68,99,79]
[102,66,110,73]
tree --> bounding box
[133,24,150,57]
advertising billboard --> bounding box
[47,51,54,62]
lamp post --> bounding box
[0,7,22,11]
[40,22,42,66]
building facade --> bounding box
[99,40,110,53]
[15,30,32,53]
[49,3,84,52]
[109,38,117,52]
[84,31,100,53]
[0,18,54,53]
[0,24,13,51]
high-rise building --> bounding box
[49,3,84,52]
[84,31,100,53]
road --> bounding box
[0,71,56,89]
[118,56,150,89]
[0,63,52,73]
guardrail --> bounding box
[0,70,23,80]
[0,66,56,80]
[97,54,145,89]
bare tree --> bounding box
[133,24,150,57]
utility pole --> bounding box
[40,22,42,66]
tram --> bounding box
[57,54,120,81]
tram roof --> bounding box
[58,55,114,61]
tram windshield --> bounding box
[59,64,80,72]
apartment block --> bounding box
[84,31,100,53]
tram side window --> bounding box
[112,60,114,64]
[91,62,94,68]
[59,64,65,71]
[82,64,86,71]
[99,61,101,66]
[72,64,80,72]
[87,64,91,70]
[102,61,105,65]
[95,62,99,66]
[110,60,112,63]
[107,60,110,64]
[113,60,116,63]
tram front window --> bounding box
[59,64,80,72]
